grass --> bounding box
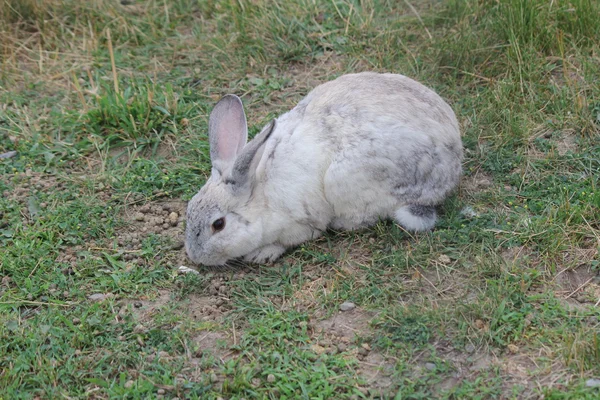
[1,0,600,398]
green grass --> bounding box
[1,0,600,398]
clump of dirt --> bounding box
[117,200,189,266]
[122,200,186,239]
[187,293,228,322]
[122,289,173,323]
[315,307,374,341]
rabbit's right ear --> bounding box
[208,95,248,174]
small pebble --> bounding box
[339,302,356,312]
[168,212,179,226]
[425,362,436,371]
[210,373,218,383]
[72,318,81,325]
[88,293,112,302]
[267,373,276,383]
[0,150,17,159]
[438,254,451,264]
[311,344,326,355]
[134,213,145,222]
[507,344,519,354]
[465,343,475,353]
[124,380,134,389]
[586,379,600,388]
[358,347,369,356]
[157,388,165,395]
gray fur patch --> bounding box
[408,204,436,218]
[302,201,313,219]
[267,137,282,161]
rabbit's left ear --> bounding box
[229,119,276,190]
[208,95,248,174]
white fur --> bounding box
[185,72,463,266]
[394,206,437,231]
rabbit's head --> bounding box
[185,95,274,266]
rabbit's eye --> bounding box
[212,217,225,232]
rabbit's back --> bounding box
[283,72,462,229]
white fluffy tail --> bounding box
[394,205,437,231]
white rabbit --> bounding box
[185,72,462,266]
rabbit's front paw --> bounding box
[244,244,286,264]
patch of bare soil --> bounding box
[554,262,600,306]
[122,287,236,365]
[555,132,578,156]
[312,308,399,396]
[191,330,234,362]
[501,246,530,265]
[405,262,473,303]
[500,246,545,273]
[123,289,173,323]
[414,340,570,398]
[117,199,189,267]
[460,170,494,197]
[315,308,374,341]
[357,351,397,397]
[3,170,62,214]
[187,293,228,322]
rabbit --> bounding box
[185,72,463,266]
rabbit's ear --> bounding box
[230,119,276,189]
[208,95,248,173]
